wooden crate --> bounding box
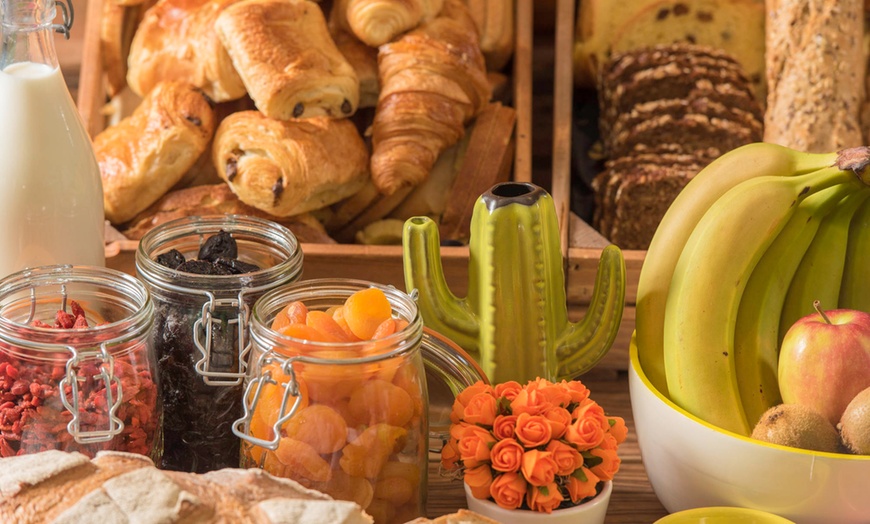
[550,0,643,375]
[79,0,535,284]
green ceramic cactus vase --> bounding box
[402,182,626,384]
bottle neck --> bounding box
[0,0,66,70]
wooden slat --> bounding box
[551,0,575,259]
[76,0,106,137]
[512,0,533,184]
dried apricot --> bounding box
[373,475,415,505]
[271,301,308,331]
[343,288,392,340]
[339,424,407,478]
[310,469,374,509]
[365,498,396,524]
[254,375,309,431]
[278,323,330,342]
[283,404,348,454]
[380,461,422,487]
[348,379,414,427]
[332,306,361,341]
[275,437,332,482]
[372,318,397,339]
[306,310,354,342]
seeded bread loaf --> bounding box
[764,0,864,152]
[574,0,766,100]
[0,450,373,524]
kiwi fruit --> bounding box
[751,404,842,453]
[839,386,870,454]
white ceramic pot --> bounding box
[463,480,612,524]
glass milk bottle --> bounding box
[0,0,105,279]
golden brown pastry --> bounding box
[123,184,337,243]
[215,0,360,120]
[126,0,247,102]
[370,0,490,194]
[100,1,145,97]
[213,111,370,216]
[95,81,217,225]
[332,30,380,108]
[465,0,514,70]
[334,0,444,47]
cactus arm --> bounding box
[402,217,480,353]
[555,244,626,380]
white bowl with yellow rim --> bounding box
[629,334,870,524]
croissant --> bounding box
[370,0,490,194]
[216,0,359,120]
[335,0,444,47]
[94,81,217,225]
[213,111,370,216]
[127,0,247,102]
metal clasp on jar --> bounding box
[193,290,251,386]
[59,344,125,444]
[231,350,306,451]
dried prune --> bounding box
[198,230,237,261]
[156,249,186,269]
[214,257,261,274]
[176,260,233,275]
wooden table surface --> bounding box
[425,369,669,523]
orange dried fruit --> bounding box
[306,310,354,342]
[283,404,348,454]
[278,323,329,342]
[343,288,392,340]
[254,374,309,431]
[271,301,308,331]
[365,499,396,524]
[339,423,408,478]
[332,306,361,341]
[310,469,374,509]
[373,475,415,505]
[372,318,396,339]
[380,461,422,487]
[275,437,332,482]
[348,379,414,427]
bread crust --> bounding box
[213,111,370,216]
[95,81,217,225]
[216,0,360,120]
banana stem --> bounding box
[837,147,870,182]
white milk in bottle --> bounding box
[0,0,105,279]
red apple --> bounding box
[778,301,870,426]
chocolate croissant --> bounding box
[370,0,490,194]
[95,81,217,225]
[127,0,247,102]
[213,111,370,216]
[333,0,444,47]
[216,0,360,120]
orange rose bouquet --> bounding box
[441,378,628,514]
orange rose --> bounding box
[514,412,553,448]
[457,425,496,468]
[588,447,621,481]
[489,471,527,510]
[440,439,461,471]
[521,449,557,486]
[510,387,551,416]
[545,440,582,476]
[564,413,605,450]
[599,432,618,451]
[558,379,590,404]
[449,421,473,441]
[566,467,600,503]
[463,392,498,426]
[525,482,564,513]
[452,381,494,423]
[464,464,494,500]
[608,415,628,444]
[492,414,518,440]
[495,381,523,401]
[573,400,609,431]
[491,439,525,473]
[543,406,572,439]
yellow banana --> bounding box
[839,196,870,311]
[778,189,870,339]
[663,166,857,436]
[733,182,858,428]
[636,143,837,396]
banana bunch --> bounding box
[635,143,870,436]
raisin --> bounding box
[696,10,713,22]
[226,157,239,182]
[293,103,304,118]
[656,8,669,19]
[185,115,202,126]
[213,258,261,274]
[272,178,284,206]
[341,99,352,114]
[673,3,689,15]
[156,249,186,269]
[198,231,238,262]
